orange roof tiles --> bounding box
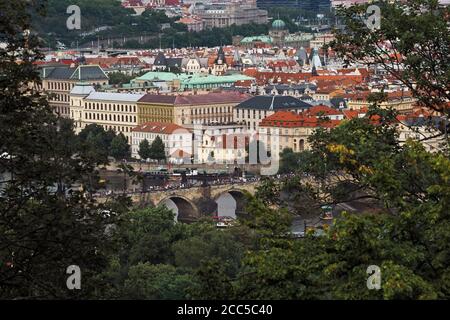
[307,105,343,116]
[260,111,341,128]
[132,122,189,134]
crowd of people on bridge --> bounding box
[92,173,304,198]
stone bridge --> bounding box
[129,182,260,222]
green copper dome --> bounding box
[272,19,286,30]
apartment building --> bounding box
[137,91,251,126]
[131,122,192,163]
[70,83,144,142]
[234,95,312,131]
[193,0,268,29]
[345,91,417,113]
[194,123,248,164]
[41,65,109,117]
[259,110,340,153]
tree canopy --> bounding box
[331,0,450,115]
[0,0,119,298]
[149,136,166,162]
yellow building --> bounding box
[137,91,251,126]
[137,95,176,124]
[346,91,416,112]
[70,84,143,143]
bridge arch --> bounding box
[158,195,199,222]
[214,189,248,219]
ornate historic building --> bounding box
[41,64,109,117]
[193,0,268,29]
[236,19,314,48]
[70,83,143,142]
[137,91,251,126]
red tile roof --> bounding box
[138,95,177,104]
[307,105,343,116]
[170,149,191,158]
[132,122,189,134]
[174,91,250,105]
[260,111,341,128]
[139,91,251,105]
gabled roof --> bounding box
[236,95,312,111]
[42,65,108,81]
[70,83,96,96]
[153,52,167,66]
[139,91,251,105]
[132,122,189,134]
[70,65,109,81]
[307,105,343,116]
[174,91,250,105]
[260,111,341,128]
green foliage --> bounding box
[243,196,292,239]
[191,258,235,300]
[78,124,115,164]
[149,136,166,162]
[108,72,135,85]
[110,133,130,161]
[77,123,132,163]
[114,206,181,266]
[3,0,449,300]
[172,226,246,274]
[254,178,281,206]
[0,0,118,298]
[138,139,151,161]
[32,0,272,49]
[332,0,450,114]
[122,263,194,300]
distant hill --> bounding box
[33,0,132,37]
[30,0,271,49]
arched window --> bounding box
[299,139,305,151]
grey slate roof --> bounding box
[153,52,167,66]
[330,97,347,109]
[42,65,108,81]
[70,65,109,81]
[236,95,312,111]
[153,52,182,68]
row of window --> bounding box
[54,105,70,115]
[51,93,69,102]
[261,128,312,135]
[85,112,136,123]
[47,82,74,91]
[188,117,233,125]
[140,108,173,116]
[188,106,232,116]
[86,102,137,113]
[235,109,269,120]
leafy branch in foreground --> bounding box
[332,0,450,115]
